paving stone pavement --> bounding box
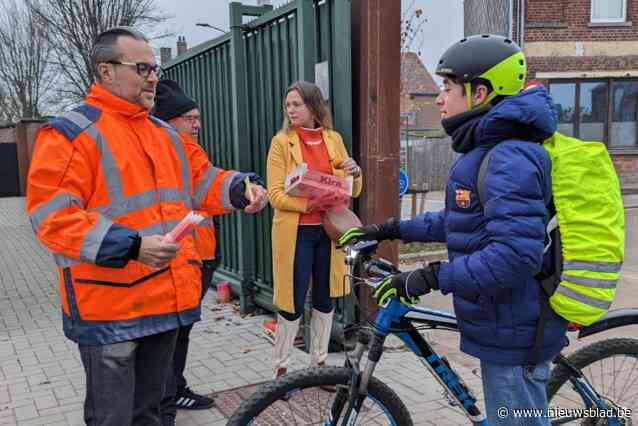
[0,197,479,425]
[3,195,638,425]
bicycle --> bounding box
[228,239,638,425]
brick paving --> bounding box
[2,195,637,425]
[0,197,479,425]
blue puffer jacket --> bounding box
[400,86,568,365]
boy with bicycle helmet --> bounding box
[340,35,568,425]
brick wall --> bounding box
[523,0,638,41]
[613,155,638,186]
[401,52,441,129]
[526,0,567,24]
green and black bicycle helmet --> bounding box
[435,34,527,109]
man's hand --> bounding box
[137,235,180,269]
[244,184,268,214]
[337,217,401,246]
[373,263,441,306]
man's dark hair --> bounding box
[91,27,148,82]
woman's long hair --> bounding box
[280,80,334,133]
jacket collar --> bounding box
[85,83,150,119]
[287,128,338,166]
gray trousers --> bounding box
[79,329,178,426]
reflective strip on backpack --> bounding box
[555,285,612,310]
[564,261,622,273]
[30,192,85,234]
[561,274,618,289]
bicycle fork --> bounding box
[322,329,382,426]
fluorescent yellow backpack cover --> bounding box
[543,132,625,325]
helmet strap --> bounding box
[466,82,499,111]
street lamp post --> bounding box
[195,23,227,35]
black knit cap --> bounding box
[153,79,198,121]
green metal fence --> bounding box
[162,0,354,332]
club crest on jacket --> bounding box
[455,188,471,209]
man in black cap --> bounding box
[154,80,221,423]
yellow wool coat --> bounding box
[267,129,363,313]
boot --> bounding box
[310,309,337,392]
[310,308,334,367]
[272,314,301,379]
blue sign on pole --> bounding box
[399,169,409,197]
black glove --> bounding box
[229,172,265,209]
[373,262,441,306]
[338,217,401,246]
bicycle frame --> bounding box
[333,241,626,426]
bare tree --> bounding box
[0,0,56,121]
[401,0,427,55]
[27,0,172,103]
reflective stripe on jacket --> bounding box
[195,217,217,261]
[26,84,240,345]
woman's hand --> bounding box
[338,158,361,177]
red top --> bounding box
[295,126,332,224]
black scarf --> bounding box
[441,107,490,153]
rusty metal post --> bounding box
[15,119,45,196]
[352,0,401,317]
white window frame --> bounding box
[591,0,627,23]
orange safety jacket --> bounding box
[26,84,254,345]
[194,217,218,262]
[178,134,219,263]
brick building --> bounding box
[400,52,441,131]
[464,0,638,187]
[516,0,638,186]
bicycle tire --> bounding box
[227,366,413,426]
[547,337,638,424]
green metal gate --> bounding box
[162,0,354,332]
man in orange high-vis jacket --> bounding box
[26,27,268,426]
[153,79,219,419]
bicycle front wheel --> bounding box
[226,366,413,425]
[547,338,638,425]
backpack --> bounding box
[478,132,625,326]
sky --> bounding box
[153,0,464,80]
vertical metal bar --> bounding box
[332,0,353,151]
[297,0,315,81]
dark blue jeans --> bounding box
[279,225,333,321]
[79,328,178,426]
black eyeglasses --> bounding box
[107,61,163,79]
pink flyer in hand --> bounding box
[164,211,205,243]
[284,163,353,199]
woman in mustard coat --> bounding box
[267,81,363,378]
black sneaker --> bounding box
[175,387,215,410]
[161,416,176,426]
